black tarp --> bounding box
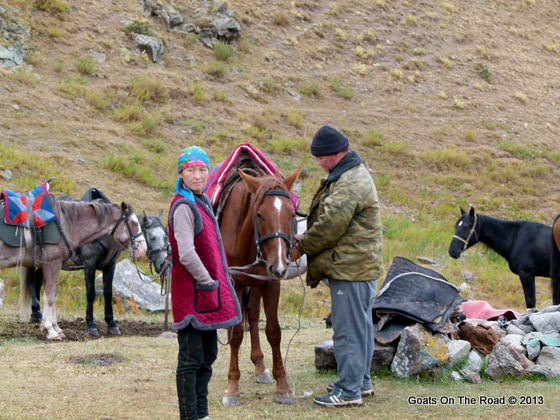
[373,256,464,343]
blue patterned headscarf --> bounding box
[175,146,210,203]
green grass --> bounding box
[0,142,76,195]
[299,81,320,97]
[130,75,168,103]
[213,41,235,61]
[35,0,68,14]
[266,136,308,155]
[76,57,95,76]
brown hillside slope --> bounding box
[1,1,560,312]
[2,0,560,218]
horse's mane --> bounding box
[57,200,117,226]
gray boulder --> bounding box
[390,324,447,378]
[134,34,164,62]
[95,258,168,312]
[535,347,560,376]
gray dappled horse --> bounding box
[10,198,147,340]
[24,191,168,337]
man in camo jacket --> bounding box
[293,125,383,408]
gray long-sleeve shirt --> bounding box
[172,203,215,286]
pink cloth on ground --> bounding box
[461,300,520,321]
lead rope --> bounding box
[282,258,311,400]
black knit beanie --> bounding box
[310,125,350,156]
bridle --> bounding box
[452,213,479,252]
[229,188,296,281]
[142,216,171,274]
[254,189,295,264]
[110,208,144,252]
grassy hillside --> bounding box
[1,0,560,314]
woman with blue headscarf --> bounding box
[168,146,241,420]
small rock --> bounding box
[1,169,13,181]
[159,330,177,339]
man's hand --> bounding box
[290,234,304,261]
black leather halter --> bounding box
[229,188,296,281]
[253,189,295,263]
[110,208,143,251]
[142,216,170,273]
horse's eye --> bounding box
[257,213,263,220]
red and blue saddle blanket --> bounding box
[2,182,57,228]
[205,142,298,210]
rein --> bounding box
[228,189,296,281]
[110,208,144,252]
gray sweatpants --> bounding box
[329,279,377,400]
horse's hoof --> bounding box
[256,369,274,384]
[108,326,121,336]
[275,392,296,405]
[46,331,64,341]
[30,312,43,323]
[222,394,241,406]
[88,327,100,338]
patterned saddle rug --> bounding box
[2,182,56,227]
[0,182,59,247]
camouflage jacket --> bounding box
[299,151,383,286]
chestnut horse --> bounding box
[11,200,147,340]
[219,167,300,406]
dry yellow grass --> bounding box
[1,305,559,420]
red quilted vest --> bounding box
[168,194,241,331]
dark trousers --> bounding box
[176,326,218,420]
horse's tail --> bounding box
[551,214,560,305]
[18,266,33,322]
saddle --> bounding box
[0,182,60,247]
[205,142,299,219]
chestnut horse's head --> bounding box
[238,167,301,279]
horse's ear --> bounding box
[121,202,132,213]
[460,207,466,216]
[283,167,301,191]
[157,209,163,219]
[469,206,475,217]
[238,169,259,193]
[142,209,148,221]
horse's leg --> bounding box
[245,287,273,384]
[554,265,560,305]
[222,289,245,407]
[18,266,33,322]
[519,271,536,309]
[261,281,295,404]
[40,260,65,340]
[30,267,43,322]
[84,264,100,337]
[103,263,120,335]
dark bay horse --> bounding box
[24,207,168,337]
[448,207,556,308]
[219,167,301,406]
[12,200,147,339]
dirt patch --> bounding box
[68,353,126,366]
[0,317,169,341]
